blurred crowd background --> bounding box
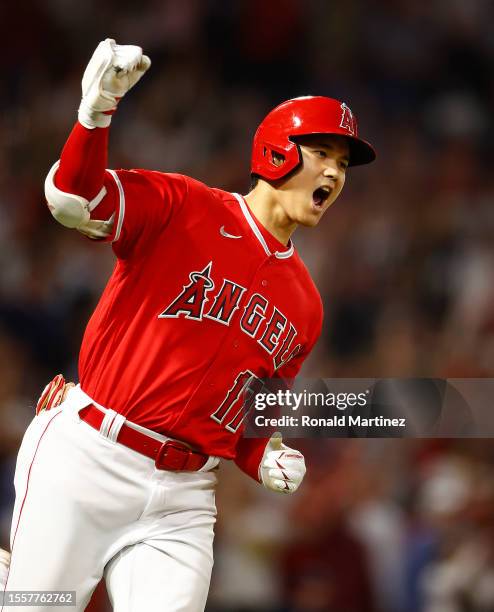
[1,1,494,610]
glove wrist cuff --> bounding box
[78,101,113,129]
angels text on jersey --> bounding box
[159,261,301,371]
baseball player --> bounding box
[1,39,375,611]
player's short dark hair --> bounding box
[250,175,259,190]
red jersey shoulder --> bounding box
[118,169,188,199]
[126,170,238,215]
[178,175,240,212]
[108,170,238,257]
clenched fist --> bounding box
[78,38,151,129]
[260,433,306,494]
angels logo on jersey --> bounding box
[159,261,301,370]
[158,262,215,321]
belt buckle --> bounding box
[155,440,190,471]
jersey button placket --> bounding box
[232,259,269,350]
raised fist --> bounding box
[78,38,151,129]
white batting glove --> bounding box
[35,374,75,415]
[0,548,10,589]
[78,38,151,129]
[260,432,306,494]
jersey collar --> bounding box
[232,193,294,259]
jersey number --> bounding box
[210,370,263,433]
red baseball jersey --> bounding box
[77,169,323,473]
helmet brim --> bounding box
[290,133,376,167]
[347,137,376,166]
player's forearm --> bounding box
[55,122,109,201]
[44,122,113,231]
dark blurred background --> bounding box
[2,1,494,611]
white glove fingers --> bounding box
[113,63,136,77]
[139,55,152,72]
[263,454,305,470]
[128,54,151,75]
[277,457,306,473]
[113,45,143,68]
[269,467,304,479]
[114,56,141,74]
[272,479,296,493]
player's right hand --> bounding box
[35,374,75,415]
[78,38,151,129]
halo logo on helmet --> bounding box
[339,103,356,136]
[251,96,376,182]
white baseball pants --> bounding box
[2,388,218,612]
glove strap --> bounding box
[78,101,113,129]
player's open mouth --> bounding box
[312,186,332,209]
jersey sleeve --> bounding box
[51,121,188,259]
[99,169,188,259]
[234,341,320,482]
[234,436,268,482]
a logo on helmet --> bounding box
[340,103,356,136]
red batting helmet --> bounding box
[251,96,376,181]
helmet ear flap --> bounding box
[255,139,301,181]
[264,147,285,169]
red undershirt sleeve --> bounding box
[53,121,117,225]
[55,122,109,201]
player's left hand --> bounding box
[0,548,11,588]
[260,432,306,494]
[35,374,75,415]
